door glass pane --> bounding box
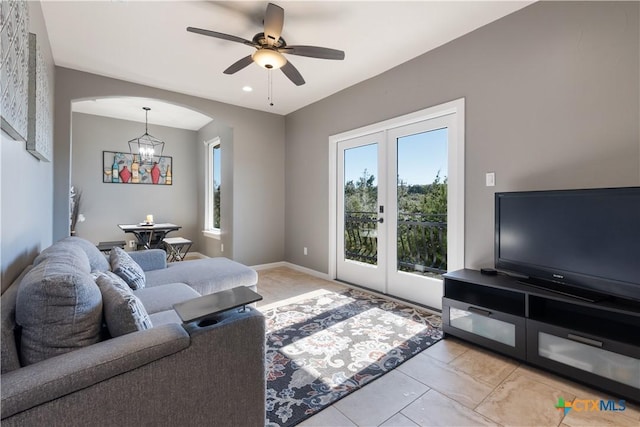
[344,143,378,264]
[396,128,448,276]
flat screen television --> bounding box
[495,186,640,302]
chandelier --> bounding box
[128,107,164,163]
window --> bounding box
[204,138,221,237]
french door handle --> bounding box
[377,217,384,223]
[567,333,603,348]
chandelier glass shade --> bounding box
[128,107,164,163]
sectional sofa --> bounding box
[1,237,265,426]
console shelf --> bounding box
[443,269,640,402]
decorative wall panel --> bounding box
[1,0,29,141]
[26,32,52,161]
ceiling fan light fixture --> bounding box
[252,48,287,70]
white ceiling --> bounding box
[42,1,532,123]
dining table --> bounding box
[118,223,181,250]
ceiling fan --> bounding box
[186,2,345,86]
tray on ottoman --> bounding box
[173,286,262,323]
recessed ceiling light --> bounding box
[242,86,253,92]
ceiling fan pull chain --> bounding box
[268,69,274,107]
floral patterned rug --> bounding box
[263,288,443,426]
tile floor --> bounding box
[256,267,640,427]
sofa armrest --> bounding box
[128,249,167,271]
[1,308,265,426]
[1,323,189,419]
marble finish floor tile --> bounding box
[401,389,498,426]
[562,406,639,427]
[298,406,356,427]
[476,371,574,427]
[257,267,346,308]
[379,413,420,427]
[449,346,519,387]
[421,337,471,364]
[511,365,594,398]
[625,401,640,420]
[561,389,640,427]
[397,353,494,409]
[509,363,640,421]
[333,370,429,427]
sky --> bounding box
[213,145,221,187]
[344,127,448,186]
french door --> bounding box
[336,132,387,292]
[334,103,464,309]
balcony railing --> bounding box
[345,211,447,275]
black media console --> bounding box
[442,269,640,402]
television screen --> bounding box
[495,187,640,302]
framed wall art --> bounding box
[1,0,30,142]
[103,151,173,185]
[26,32,52,161]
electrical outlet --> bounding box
[128,240,136,248]
[304,247,308,256]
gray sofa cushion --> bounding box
[110,247,146,290]
[127,249,166,272]
[16,245,103,366]
[31,241,92,274]
[1,323,190,420]
[34,237,109,273]
[144,257,258,295]
[134,283,200,315]
[1,267,33,374]
[94,272,152,337]
[149,310,183,326]
[62,236,111,272]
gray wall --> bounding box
[1,2,55,292]
[71,113,200,249]
[284,1,640,274]
[54,68,285,266]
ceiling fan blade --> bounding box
[187,27,255,47]
[263,3,284,46]
[223,55,254,75]
[281,61,305,86]
[280,45,345,60]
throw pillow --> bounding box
[110,247,146,290]
[16,252,103,366]
[94,271,153,337]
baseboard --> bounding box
[281,262,332,280]
[251,261,289,271]
[184,251,208,260]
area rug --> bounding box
[263,288,443,426]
